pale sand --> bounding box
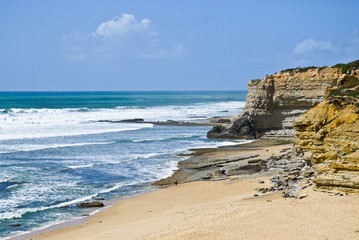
[29,144,359,240]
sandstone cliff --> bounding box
[208,66,340,139]
[294,68,359,192]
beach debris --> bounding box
[78,201,104,208]
[95,197,105,200]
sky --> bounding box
[1,0,359,91]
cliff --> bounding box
[294,68,359,192]
[208,66,340,139]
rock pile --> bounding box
[258,148,315,198]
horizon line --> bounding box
[0,90,248,93]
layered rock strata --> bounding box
[294,69,359,192]
[208,66,340,139]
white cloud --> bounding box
[63,13,184,60]
[293,39,333,54]
[94,13,151,38]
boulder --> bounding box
[78,201,104,208]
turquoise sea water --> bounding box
[0,91,247,239]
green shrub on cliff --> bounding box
[329,89,359,98]
[280,66,317,73]
[333,59,359,74]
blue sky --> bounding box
[1,0,359,91]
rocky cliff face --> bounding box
[208,66,340,139]
[294,69,359,192]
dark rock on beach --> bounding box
[207,115,258,139]
[120,118,145,123]
[10,224,22,227]
[78,201,104,208]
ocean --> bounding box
[0,91,247,239]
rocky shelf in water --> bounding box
[95,116,237,127]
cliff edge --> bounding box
[208,65,341,139]
[294,66,359,192]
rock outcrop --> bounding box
[208,59,359,192]
[294,68,359,192]
[208,66,341,139]
[208,114,258,139]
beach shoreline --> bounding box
[6,137,359,240]
[8,137,282,240]
[24,166,359,240]
[7,188,158,240]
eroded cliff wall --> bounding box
[208,66,340,139]
[294,69,359,192]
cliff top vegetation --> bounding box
[279,59,359,74]
[332,59,359,74]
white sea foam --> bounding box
[132,152,162,159]
[0,195,97,220]
[0,123,153,141]
[0,141,116,154]
[67,164,94,169]
[0,180,142,221]
[132,138,165,142]
[5,184,20,190]
[193,139,253,149]
[0,101,244,142]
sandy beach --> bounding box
[26,142,359,240]
[28,177,359,240]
